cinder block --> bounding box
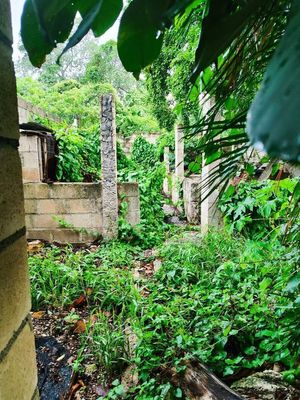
[126,211,141,226]
[80,229,102,243]
[118,183,139,198]
[49,183,101,199]
[19,135,38,153]
[0,321,38,400]
[0,41,19,140]
[20,151,40,170]
[51,229,81,243]
[26,228,101,244]
[25,214,56,229]
[22,168,41,183]
[24,199,37,214]
[23,183,49,199]
[46,198,100,215]
[65,199,101,214]
[36,199,58,214]
[26,213,102,229]
[125,197,140,213]
[66,213,102,229]
[0,146,25,241]
[0,237,31,352]
[26,229,52,242]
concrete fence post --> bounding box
[172,125,184,204]
[0,1,39,398]
[200,94,222,233]
[101,94,118,240]
[163,146,170,195]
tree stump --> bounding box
[167,360,245,400]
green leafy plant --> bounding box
[131,231,299,397]
[219,178,299,239]
[21,0,300,163]
[118,141,167,248]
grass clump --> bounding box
[29,242,140,312]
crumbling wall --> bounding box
[0,1,39,398]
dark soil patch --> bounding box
[32,309,105,399]
[36,336,73,400]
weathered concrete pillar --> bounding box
[172,125,184,204]
[183,174,202,224]
[163,146,170,195]
[200,95,222,233]
[101,95,118,240]
[0,1,39,399]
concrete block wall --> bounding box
[0,1,39,399]
[19,135,42,182]
[24,182,140,243]
[117,132,160,156]
[18,97,61,124]
[118,182,141,225]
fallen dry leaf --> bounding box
[72,295,86,308]
[67,356,75,365]
[73,320,86,334]
[32,311,45,319]
[103,311,111,318]
[68,383,83,400]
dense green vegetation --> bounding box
[17,40,160,182]
[28,174,299,398]
[21,0,300,167]
[29,222,300,398]
[18,1,300,398]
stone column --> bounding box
[175,125,184,182]
[200,95,222,233]
[0,1,39,399]
[101,94,118,240]
[172,125,185,204]
[163,146,170,195]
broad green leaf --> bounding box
[21,0,76,67]
[188,161,201,173]
[247,0,300,162]
[224,185,235,198]
[58,0,105,62]
[118,0,171,78]
[78,0,123,37]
